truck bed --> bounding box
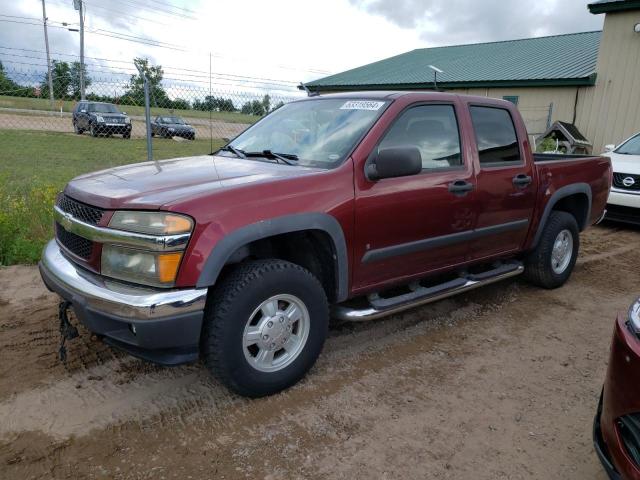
[533,153,601,162]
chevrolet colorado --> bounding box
[40,92,611,397]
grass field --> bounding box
[0,129,225,265]
[0,95,263,124]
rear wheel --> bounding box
[201,259,328,397]
[524,211,579,289]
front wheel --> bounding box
[524,211,579,289]
[90,123,99,137]
[201,259,328,397]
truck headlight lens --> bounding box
[630,299,640,334]
[109,211,193,235]
[101,245,182,287]
[124,117,131,124]
[96,116,104,123]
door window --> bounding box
[378,105,462,170]
[470,106,521,165]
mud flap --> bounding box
[58,301,79,362]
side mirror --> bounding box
[604,144,616,152]
[367,147,422,180]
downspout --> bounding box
[572,87,580,124]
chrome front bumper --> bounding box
[40,239,206,320]
[39,240,206,365]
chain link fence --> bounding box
[0,61,304,264]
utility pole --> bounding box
[73,0,85,99]
[41,0,54,109]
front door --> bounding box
[352,102,477,293]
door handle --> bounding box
[512,173,532,188]
[448,180,474,196]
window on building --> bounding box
[470,106,521,165]
[378,104,462,170]
[503,96,519,105]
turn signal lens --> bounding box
[157,252,182,283]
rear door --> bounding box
[464,102,536,260]
[352,99,477,292]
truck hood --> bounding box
[608,152,640,174]
[64,155,321,210]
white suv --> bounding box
[605,133,640,225]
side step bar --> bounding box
[332,261,524,322]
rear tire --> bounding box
[524,211,579,289]
[201,259,328,397]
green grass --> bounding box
[0,129,225,265]
[0,95,261,124]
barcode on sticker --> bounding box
[340,101,385,111]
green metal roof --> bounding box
[588,0,640,14]
[305,31,601,92]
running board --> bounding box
[332,261,524,322]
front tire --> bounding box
[524,211,579,289]
[201,259,328,397]
[90,123,98,137]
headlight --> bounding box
[109,211,193,235]
[630,299,640,334]
[96,116,105,123]
[168,127,175,132]
[102,211,193,287]
[124,117,131,124]
[101,245,182,287]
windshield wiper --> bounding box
[245,150,299,165]
[218,145,246,158]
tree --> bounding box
[261,94,271,114]
[121,57,169,106]
[70,61,91,99]
[40,60,72,99]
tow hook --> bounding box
[58,301,79,363]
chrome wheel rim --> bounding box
[242,294,310,373]
[551,229,573,274]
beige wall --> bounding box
[575,10,640,153]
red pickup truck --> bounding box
[40,92,611,397]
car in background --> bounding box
[72,101,132,139]
[151,115,195,140]
[594,298,640,479]
[604,132,640,225]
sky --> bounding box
[0,0,604,100]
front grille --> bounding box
[618,414,640,468]
[56,223,94,259]
[56,193,104,225]
[613,172,640,191]
[605,203,640,225]
[104,116,124,124]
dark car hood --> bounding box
[64,155,320,210]
[162,122,192,128]
[92,112,126,117]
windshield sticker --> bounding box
[340,100,385,111]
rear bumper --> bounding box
[39,239,207,365]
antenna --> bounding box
[299,82,319,97]
[428,65,443,91]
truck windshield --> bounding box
[226,98,389,168]
[88,104,120,114]
[615,134,640,155]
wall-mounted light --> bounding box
[634,23,640,33]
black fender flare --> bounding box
[195,213,349,302]
[531,183,592,248]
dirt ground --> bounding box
[0,224,638,479]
